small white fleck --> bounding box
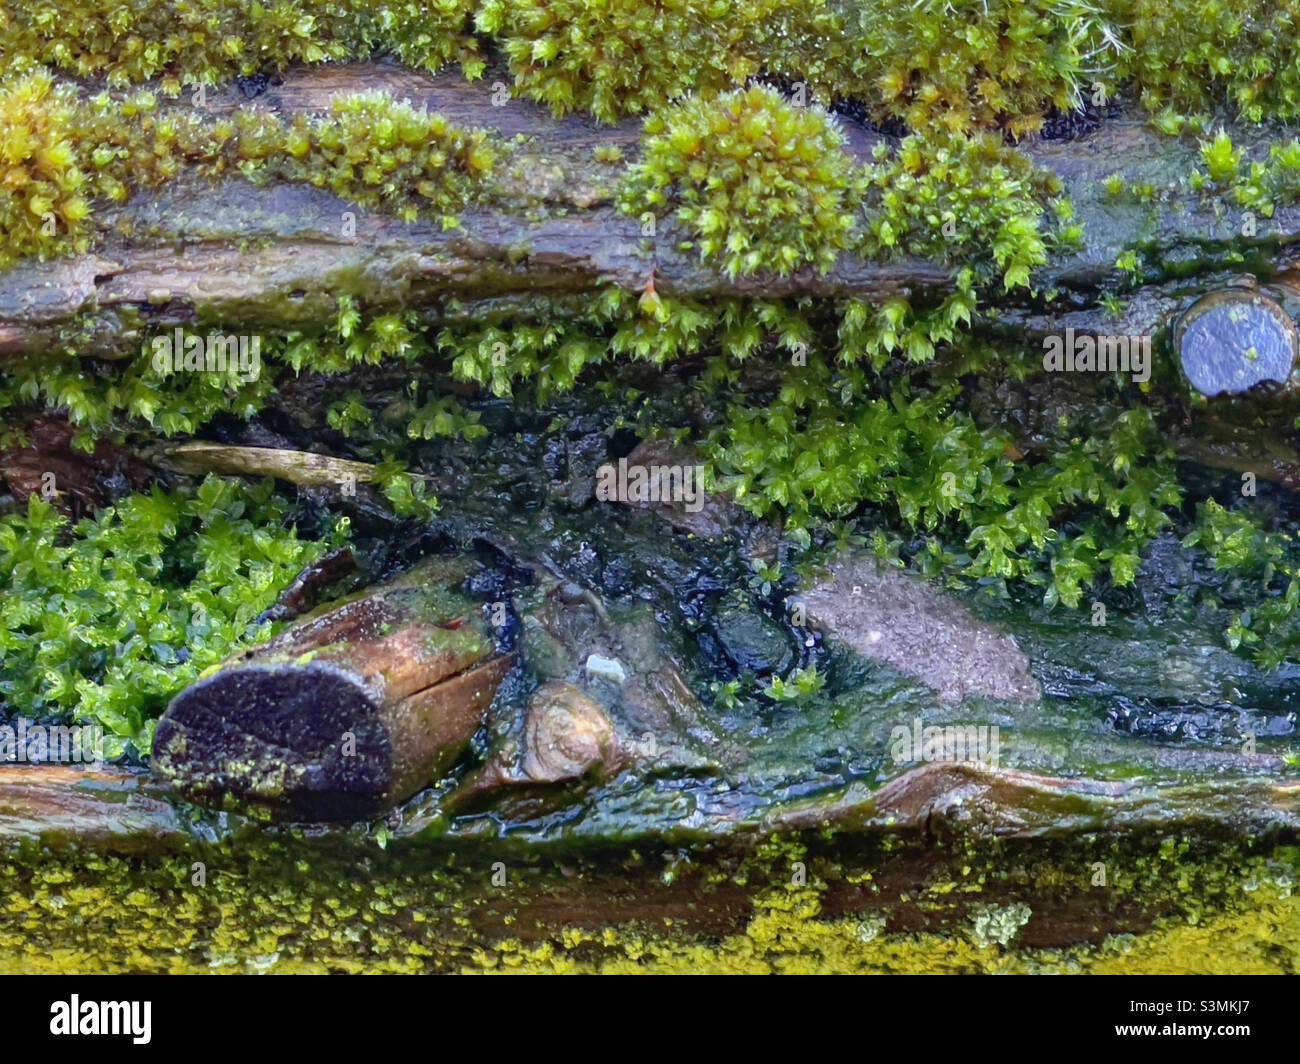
[585,654,627,685]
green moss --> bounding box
[862,132,1074,292]
[0,477,347,751]
[1112,0,1300,124]
[351,1,485,78]
[405,395,488,443]
[274,92,496,227]
[1200,128,1243,186]
[0,74,498,269]
[475,0,806,125]
[10,2,1300,130]
[0,72,94,268]
[763,665,826,703]
[622,85,857,279]
[0,0,481,92]
[1183,499,1300,669]
[0,294,509,474]
[0,64,1240,662]
[854,0,1114,138]
[373,458,438,520]
[1231,139,1300,216]
[707,359,1181,605]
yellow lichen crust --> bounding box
[2,833,1297,975]
[468,885,1300,975]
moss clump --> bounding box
[1113,0,1300,124]
[0,296,489,460]
[0,329,274,446]
[622,85,857,279]
[1198,128,1243,186]
[274,92,496,226]
[708,360,1180,606]
[0,477,346,752]
[347,1,485,78]
[862,132,1076,292]
[1229,138,1300,216]
[0,77,498,267]
[476,0,797,124]
[1183,499,1300,670]
[0,72,94,268]
[855,0,1114,137]
[1181,127,1300,222]
[0,0,480,92]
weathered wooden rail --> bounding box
[3,64,1300,365]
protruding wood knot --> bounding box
[1174,287,1299,398]
[522,682,624,784]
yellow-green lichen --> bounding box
[1,831,1296,975]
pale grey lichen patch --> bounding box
[970,902,1033,948]
[795,553,1041,703]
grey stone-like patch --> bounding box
[794,554,1041,703]
[1175,288,1298,397]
